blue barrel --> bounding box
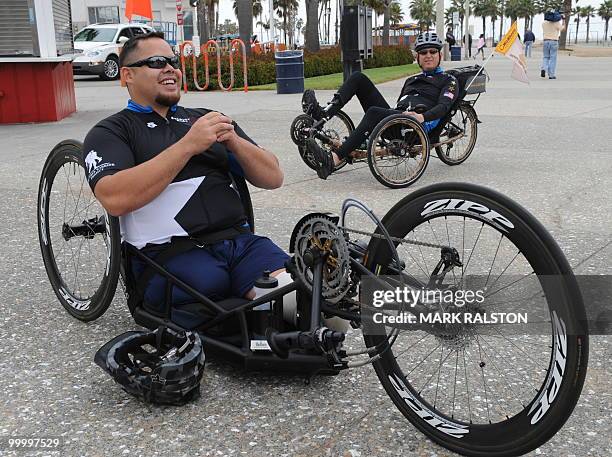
[275,50,304,94]
[450,46,462,61]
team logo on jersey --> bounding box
[170,116,190,124]
[147,122,157,129]
[85,150,102,173]
[84,149,115,181]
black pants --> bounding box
[328,72,401,159]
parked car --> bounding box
[72,23,154,80]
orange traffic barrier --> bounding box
[179,39,248,93]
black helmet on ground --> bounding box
[94,326,205,406]
[414,32,443,53]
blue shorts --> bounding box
[133,233,289,310]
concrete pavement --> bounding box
[1,54,611,456]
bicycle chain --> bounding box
[338,226,448,250]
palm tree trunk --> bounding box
[606,19,610,42]
[237,0,253,55]
[498,16,503,41]
[305,0,320,51]
[559,0,572,48]
[197,3,208,41]
[482,16,486,36]
[382,0,390,46]
[575,20,579,44]
[586,18,590,43]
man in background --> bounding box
[541,11,565,79]
[524,29,535,58]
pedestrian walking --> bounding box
[446,27,456,46]
[524,29,535,57]
[474,34,485,60]
[541,11,565,79]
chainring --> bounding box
[292,214,351,303]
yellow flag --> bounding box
[495,22,529,84]
[495,21,519,55]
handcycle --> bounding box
[290,65,487,188]
[38,139,589,456]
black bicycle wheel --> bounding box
[292,111,354,172]
[435,102,478,166]
[367,114,430,189]
[361,182,588,456]
[38,140,121,321]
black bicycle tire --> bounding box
[37,140,121,321]
[362,182,588,456]
[367,114,431,189]
[435,102,478,166]
[292,111,354,172]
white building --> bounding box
[70,0,196,43]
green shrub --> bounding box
[184,45,414,90]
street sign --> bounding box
[452,12,459,26]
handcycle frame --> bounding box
[113,175,380,376]
[38,139,589,456]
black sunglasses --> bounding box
[418,49,439,56]
[126,55,180,69]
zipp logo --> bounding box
[84,150,102,173]
[389,373,469,438]
[59,287,90,311]
[421,199,515,230]
[528,311,567,424]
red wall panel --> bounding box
[0,61,76,124]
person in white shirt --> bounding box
[541,11,565,79]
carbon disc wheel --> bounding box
[362,182,588,456]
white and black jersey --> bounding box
[83,101,255,249]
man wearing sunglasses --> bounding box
[303,32,458,179]
[81,32,294,326]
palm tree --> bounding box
[471,0,489,37]
[409,0,436,32]
[305,0,320,51]
[196,0,218,41]
[274,0,299,45]
[364,0,386,30]
[253,0,263,39]
[383,0,391,45]
[505,0,536,34]
[482,0,500,41]
[559,0,573,48]
[256,17,270,42]
[449,0,465,36]
[499,0,510,41]
[599,0,612,42]
[581,5,596,42]
[235,0,253,55]
[233,0,264,39]
[390,1,404,24]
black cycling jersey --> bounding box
[82,102,256,249]
[395,70,458,121]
